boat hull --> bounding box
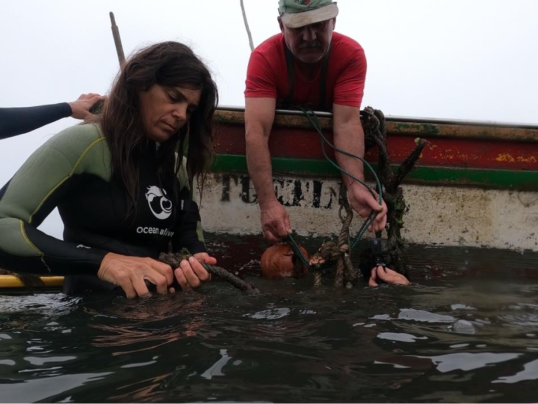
[201,108,538,251]
[200,173,538,251]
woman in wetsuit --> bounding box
[0,41,218,298]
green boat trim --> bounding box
[212,154,538,191]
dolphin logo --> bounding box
[145,186,173,220]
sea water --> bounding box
[1,239,537,403]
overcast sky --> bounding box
[1,0,537,238]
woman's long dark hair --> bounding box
[100,41,218,219]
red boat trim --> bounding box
[215,123,538,171]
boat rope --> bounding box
[286,106,385,268]
[158,250,259,294]
[306,184,360,287]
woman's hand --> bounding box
[97,252,174,298]
[369,265,410,287]
[173,253,216,291]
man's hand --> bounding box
[369,266,410,287]
[97,253,174,298]
[260,201,291,243]
[347,184,388,232]
[68,93,105,120]
[173,253,215,291]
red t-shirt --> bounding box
[245,32,366,110]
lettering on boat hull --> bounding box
[216,174,336,209]
[200,173,538,252]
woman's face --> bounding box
[139,84,201,143]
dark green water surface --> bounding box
[1,240,538,402]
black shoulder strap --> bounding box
[282,44,332,111]
[283,44,295,107]
[319,45,332,111]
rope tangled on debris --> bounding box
[288,106,428,284]
[308,184,359,288]
[361,107,428,277]
[158,250,259,295]
[286,106,385,287]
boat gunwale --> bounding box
[215,107,538,143]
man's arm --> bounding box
[332,104,387,232]
[245,97,291,243]
[0,94,104,140]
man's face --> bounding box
[279,17,335,64]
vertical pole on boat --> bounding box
[109,12,126,67]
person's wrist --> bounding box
[346,180,367,192]
[259,197,279,211]
[346,181,368,195]
[66,102,75,116]
[99,252,120,270]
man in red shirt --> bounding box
[245,0,388,244]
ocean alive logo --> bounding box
[136,226,174,237]
[145,186,172,220]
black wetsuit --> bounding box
[0,103,72,140]
[0,124,206,292]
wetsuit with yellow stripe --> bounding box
[0,124,206,291]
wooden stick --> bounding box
[109,12,126,67]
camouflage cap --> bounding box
[278,0,339,29]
